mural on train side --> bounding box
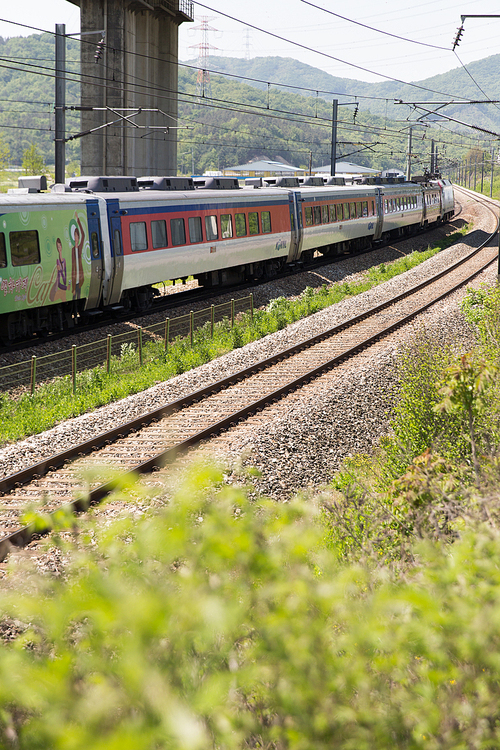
[0,209,91,312]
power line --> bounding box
[299,1,450,51]
[0,11,473,103]
[452,50,500,114]
[193,1,472,100]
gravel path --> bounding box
[0,191,491,492]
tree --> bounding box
[0,135,10,171]
[22,143,46,175]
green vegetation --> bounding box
[4,436,500,746]
[0,34,80,167]
[0,225,469,445]
[325,282,500,566]
[21,143,46,175]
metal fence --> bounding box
[0,294,254,395]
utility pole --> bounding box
[55,23,66,185]
[455,13,500,279]
[491,148,495,198]
[406,127,413,181]
[330,99,338,177]
[430,139,435,174]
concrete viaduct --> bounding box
[66,0,194,176]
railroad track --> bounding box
[0,187,497,559]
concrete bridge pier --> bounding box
[67,0,193,176]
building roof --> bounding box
[224,159,306,175]
[314,161,380,175]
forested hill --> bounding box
[0,32,495,173]
[0,34,81,165]
[195,55,500,137]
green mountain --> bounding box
[199,54,500,136]
[0,32,495,175]
[0,33,81,165]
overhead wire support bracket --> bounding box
[404,104,500,139]
[64,107,193,142]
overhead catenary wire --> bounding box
[193,1,473,100]
[299,1,450,51]
[0,51,490,158]
[0,12,474,103]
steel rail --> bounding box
[0,189,496,560]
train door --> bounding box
[106,199,125,306]
[85,199,104,309]
[373,189,384,240]
[287,191,303,261]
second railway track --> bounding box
[0,185,497,558]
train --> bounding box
[0,173,454,344]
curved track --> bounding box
[0,186,497,559]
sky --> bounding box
[0,0,500,89]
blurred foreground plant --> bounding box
[3,465,500,748]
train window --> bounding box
[362,201,368,217]
[248,212,259,234]
[10,230,40,266]
[205,215,218,241]
[171,218,186,246]
[0,233,6,267]
[90,231,100,259]
[130,222,148,252]
[152,220,167,249]
[371,201,375,215]
[234,213,247,237]
[349,202,356,219]
[221,214,233,239]
[313,205,321,225]
[356,203,362,218]
[261,211,272,233]
[188,216,203,243]
[343,203,349,219]
[384,200,388,213]
[328,204,335,222]
[335,205,342,221]
[321,205,329,224]
[304,207,313,226]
